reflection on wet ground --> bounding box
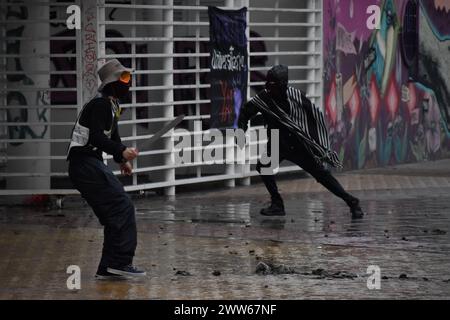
[1,160,450,299]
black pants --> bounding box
[256,144,357,207]
[68,156,137,273]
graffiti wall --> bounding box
[418,0,450,131]
[323,0,450,170]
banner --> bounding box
[208,6,248,129]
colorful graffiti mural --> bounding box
[323,0,450,170]
[418,0,450,130]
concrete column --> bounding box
[82,0,100,104]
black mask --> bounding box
[265,65,288,100]
[103,80,131,101]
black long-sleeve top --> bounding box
[67,97,126,163]
[237,95,299,152]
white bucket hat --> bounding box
[98,59,133,92]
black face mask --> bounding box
[108,80,131,101]
[266,65,288,100]
[266,81,287,100]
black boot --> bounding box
[348,198,364,219]
[260,202,286,216]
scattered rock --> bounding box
[324,234,329,238]
[443,279,450,283]
[255,262,271,275]
[312,268,324,276]
[399,274,408,279]
[432,229,447,235]
[249,250,255,255]
[332,271,358,279]
[255,262,298,275]
[384,230,389,233]
[212,270,221,276]
[423,229,428,233]
[269,239,283,243]
[311,268,357,279]
[314,218,320,223]
[264,285,268,288]
[88,240,94,243]
[175,270,191,276]
[423,277,429,282]
[382,276,389,280]
[401,237,408,241]
[228,233,233,236]
[291,219,295,223]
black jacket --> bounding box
[238,92,300,153]
[238,88,341,167]
[67,97,126,163]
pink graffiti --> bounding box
[220,81,233,123]
[369,75,381,126]
[325,77,337,125]
[407,82,417,114]
[385,75,400,120]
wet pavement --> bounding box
[1,160,450,299]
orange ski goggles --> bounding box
[119,71,131,84]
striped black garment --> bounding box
[250,87,342,168]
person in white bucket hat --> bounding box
[98,58,133,92]
[67,59,146,280]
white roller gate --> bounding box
[0,0,82,195]
[0,0,323,196]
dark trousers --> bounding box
[68,156,137,273]
[256,144,357,207]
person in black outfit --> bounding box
[67,59,146,279]
[238,65,364,219]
